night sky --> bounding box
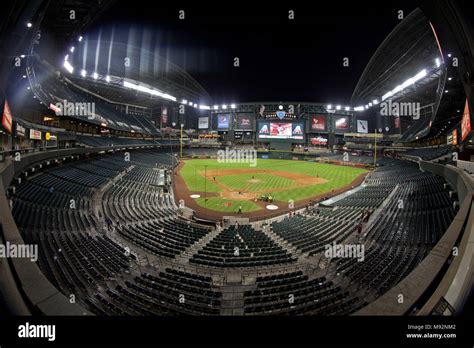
[91,1,419,104]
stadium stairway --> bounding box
[219,283,250,316]
[360,183,401,237]
[259,223,303,258]
[174,226,222,264]
[92,165,135,223]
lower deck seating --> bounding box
[191,225,296,268]
[7,153,457,316]
[116,219,210,258]
[244,271,362,315]
[272,213,356,255]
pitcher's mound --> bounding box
[247,179,262,184]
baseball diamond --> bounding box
[176,159,367,216]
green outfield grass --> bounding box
[179,159,367,213]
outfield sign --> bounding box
[198,117,209,129]
[15,123,25,137]
[217,114,230,129]
[276,111,286,119]
[447,133,453,145]
[236,113,253,130]
[2,99,13,133]
[310,136,328,145]
[311,115,326,131]
[29,129,42,140]
[452,129,458,145]
[461,99,471,142]
[357,120,368,133]
[334,116,350,130]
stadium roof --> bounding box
[35,1,210,109]
[351,8,466,142]
[65,41,211,108]
[351,9,439,106]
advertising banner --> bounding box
[461,99,471,141]
[217,114,230,129]
[29,129,42,140]
[311,115,326,131]
[198,117,209,129]
[334,116,349,130]
[310,136,328,145]
[15,123,25,137]
[2,99,13,133]
[236,114,253,130]
[357,120,368,133]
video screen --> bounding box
[258,122,304,140]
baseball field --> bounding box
[175,158,367,216]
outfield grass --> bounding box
[180,159,367,213]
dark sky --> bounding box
[93,0,419,104]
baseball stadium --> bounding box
[0,1,473,344]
